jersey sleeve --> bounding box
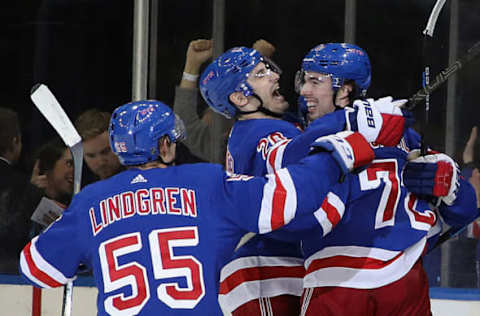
[19,194,87,288]
[264,110,347,173]
[403,127,422,150]
[220,152,342,234]
[437,177,480,228]
[260,183,350,242]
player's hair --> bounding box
[0,107,21,156]
[74,108,112,141]
[35,137,68,174]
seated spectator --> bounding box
[74,109,124,185]
[0,107,43,273]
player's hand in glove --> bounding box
[345,96,414,147]
[310,131,374,177]
[404,152,460,205]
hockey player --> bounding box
[296,42,374,127]
[19,100,376,315]
[295,43,479,315]
[199,47,410,315]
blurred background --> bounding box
[1,0,479,292]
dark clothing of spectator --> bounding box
[0,158,43,273]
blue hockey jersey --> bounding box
[19,156,345,316]
[301,129,479,289]
[220,112,347,312]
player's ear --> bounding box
[229,92,248,108]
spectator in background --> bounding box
[0,107,43,273]
[28,137,74,234]
[74,109,124,185]
[34,137,74,208]
[174,38,277,162]
[75,108,201,181]
[462,126,480,288]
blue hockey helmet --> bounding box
[109,100,186,166]
[296,43,371,96]
[199,47,264,119]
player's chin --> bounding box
[273,97,289,111]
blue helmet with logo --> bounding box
[199,47,264,119]
[109,100,186,166]
[297,43,371,96]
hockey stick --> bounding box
[430,224,468,252]
[30,84,83,316]
[405,39,480,110]
[419,0,446,155]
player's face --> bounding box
[83,131,122,179]
[48,148,73,197]
[300,71,336,122]
[247,62,289,115]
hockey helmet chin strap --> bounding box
[236,93,284,119]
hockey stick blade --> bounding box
[30,84,82,148]
[406,40,480,110]
[30,84,83,316]
[31,84,83,194]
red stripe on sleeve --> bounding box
[23,242,63,288]
[268,146,280,171]
[321,198,341,227]
[271,173,287,230]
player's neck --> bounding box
[238,112,280,121]
[132,161,167,170]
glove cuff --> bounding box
[345,132,375,169]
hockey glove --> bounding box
[346,96,414,147]
[404,153,460,205]
[311,131,374,176]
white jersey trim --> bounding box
[303,237,426,289]
[20,236,72,288]
[259,169,297,233]
[266,139,290,174]
[313,192,345,237]
[219,278,303,313]
[219,256,304,312]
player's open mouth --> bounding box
[306,99,317,109]
[272,86,283,99]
